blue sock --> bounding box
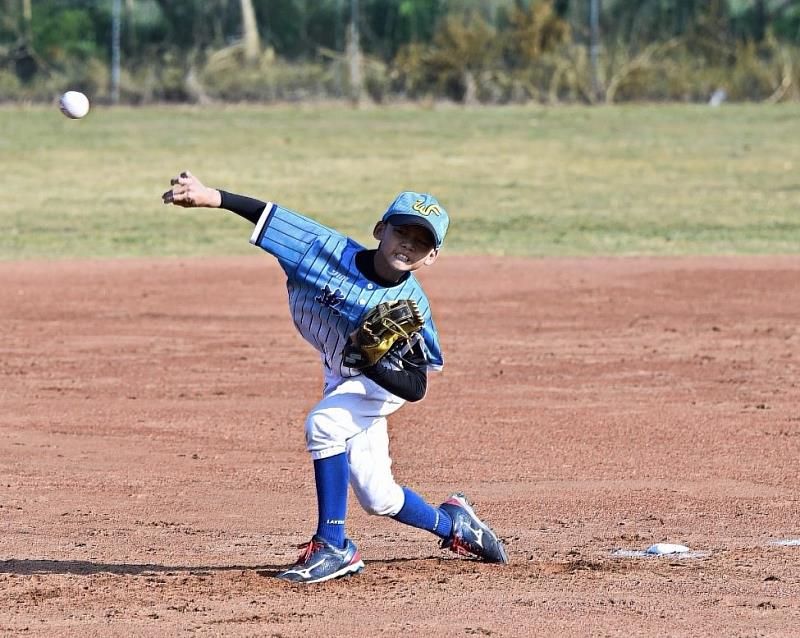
[392,487,453,539]
[314,453,349,549]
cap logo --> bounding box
[412,199,442,217]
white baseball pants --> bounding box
[305,373,406,516]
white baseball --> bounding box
[59,91,90,119]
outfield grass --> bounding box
[1,103,798,259]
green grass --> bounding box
[1,103,798,259]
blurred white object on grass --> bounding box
[709,89,727,107]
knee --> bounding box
[305,407,346,452]
[355,483,404,517]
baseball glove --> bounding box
[342,299,425,369]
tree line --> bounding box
[2,0,799,104]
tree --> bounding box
[240,0,261,63]
[22,0,31,41]
[348,0,362,104]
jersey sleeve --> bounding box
[420,317,443,371]
[249,203,335,276]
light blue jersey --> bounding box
[250,203,443,378]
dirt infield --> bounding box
[1,255,799,637]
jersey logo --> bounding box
[412,199,442,217]
[315,284,345,315]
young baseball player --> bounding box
[163,171,508,583]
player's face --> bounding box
[373,222,438,280]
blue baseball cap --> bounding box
[382,191,449,248]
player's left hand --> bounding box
[162,170,222,208]
[342,299,425,369]
[343,330,370,369]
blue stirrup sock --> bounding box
[392,487,453,539]
[314,453,349,549]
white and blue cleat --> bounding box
[276,535,364,584]
[439,493,509,564]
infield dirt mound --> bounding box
[1,255,799,636]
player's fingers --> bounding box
[172,173,190,185]
[183,170,193,179]
[169,192,188,205]
[162,190,174,203]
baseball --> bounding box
[59,91,90,119]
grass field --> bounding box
[1,103,798,259]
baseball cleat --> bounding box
[276,535,364,584]
[439,493,509,564]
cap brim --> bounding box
[385,214,439,247]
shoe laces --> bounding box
[296,539,325,563]
[449,535,474,557]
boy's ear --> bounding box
[423,248,439,267]
[372,221,386,241]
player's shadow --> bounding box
[0,556,438,578]
[0,559,286,577]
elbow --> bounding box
[401,377,428,402]
[403,386,427,403]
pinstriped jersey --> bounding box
[250,203,443,378]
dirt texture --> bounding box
[1,255,799,637]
